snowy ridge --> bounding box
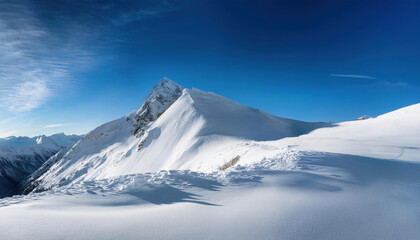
[18,79,185,192]
[278,103,420,161]
[0,132,80,145]
[17,79,420,199]
[23,79,330,192]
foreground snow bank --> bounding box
[1,150,420,240]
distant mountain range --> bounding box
[0,133,81,197]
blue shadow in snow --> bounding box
[230,152,420,193]
[127,184,221,206]
[299,152,420,186]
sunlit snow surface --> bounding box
[1,81,419,239]
[1,150,420,240]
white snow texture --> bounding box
[1,78,420,240]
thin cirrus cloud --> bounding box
[330,74,408,87]
[5,74,51,112]
[44,124,64,128]
[0,1,95,113]
[0,0,179,113]
[330,74,377,79]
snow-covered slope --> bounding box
[275,103,420,161]
[0,133,81,197]
[2,79,420,240]
[24,79,331,192]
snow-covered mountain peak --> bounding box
[144,78,183,103]
[21,82,335,192]
[16,78,420,199]
[130,78,184,136]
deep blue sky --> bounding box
[1,0,419,137]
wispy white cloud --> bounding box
[0,1,95,112]
[0,0,181,114]
[8,79,51,112]
[44,124,64,128]
[330,73,408,88]
[330,74,376,79]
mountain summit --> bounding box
[20,79,331,193]
[130,78,183,136]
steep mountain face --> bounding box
[22,79,331,193]
[0,133,81,197]
[130,78,183,136]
